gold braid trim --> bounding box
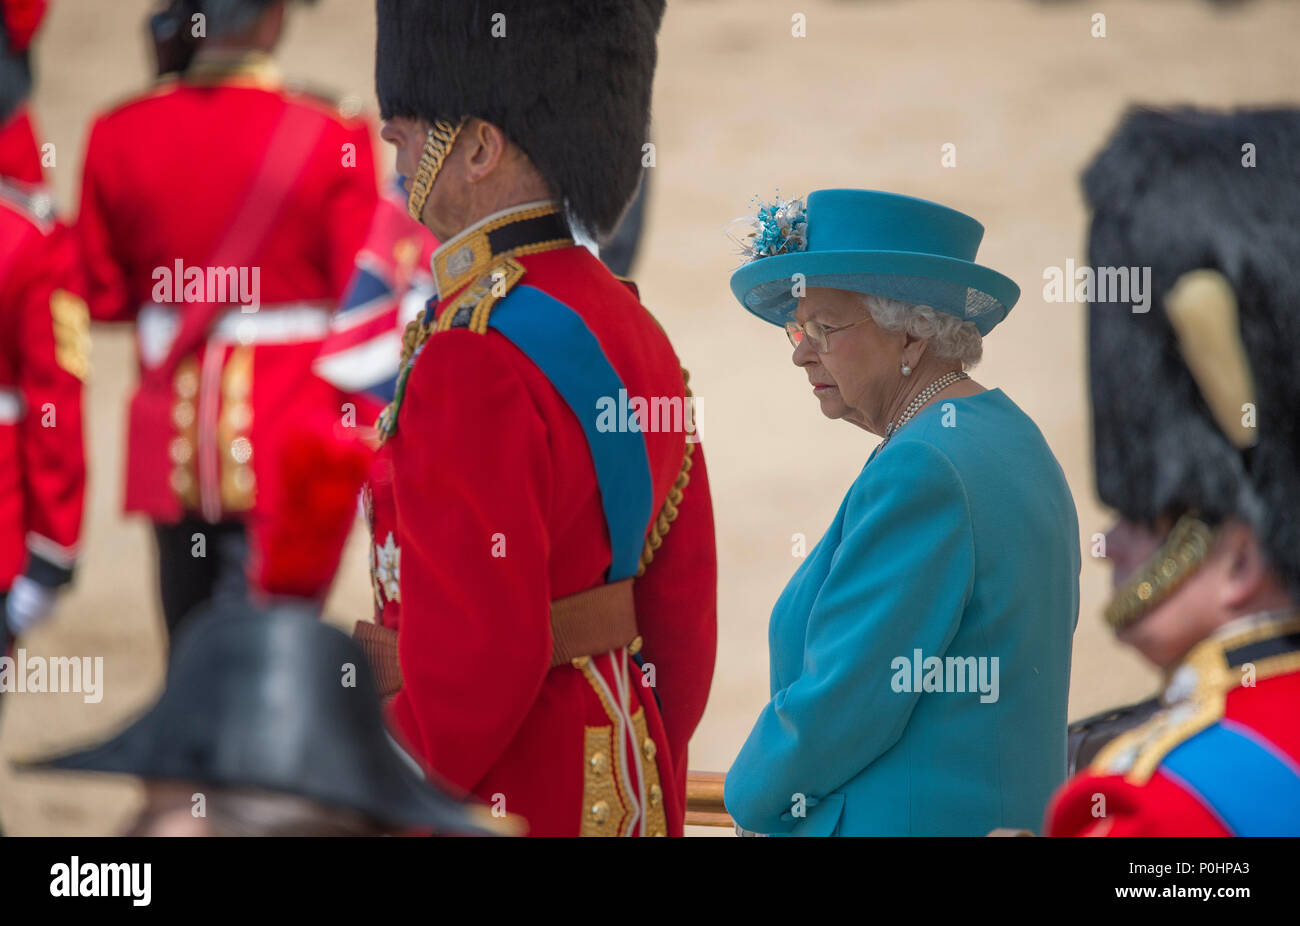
[636,367,696,578]
[1104,514,1217,633]
[407,117,465,222]
[572,656,635,836]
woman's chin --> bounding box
[815,395,849,419]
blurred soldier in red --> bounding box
[1048,107,1300,836]
[76,0,377,632]
[0,0,86,657]
[356,1,717,835]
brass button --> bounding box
[174,367,198,398]
[589,752,609,776]
[589,801,610,824]
[172,401,195,429]
[233,466,255,493]
[642,738,656,761]
[168,436,193,465]
[648,783,662,806]
[224,401,252,432]
[230,436,253,464]
[1137,581,1153,601]
[169,467,192,495]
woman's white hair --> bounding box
[858,293,983,369]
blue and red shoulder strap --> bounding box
[443,281,657,583]
[1161,720,1300,836]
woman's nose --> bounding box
[791,336,817,367]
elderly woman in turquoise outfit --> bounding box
[724,189,1080,836]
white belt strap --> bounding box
[136,303,332,368]
[0,387,23,424]
[209,305,332,345]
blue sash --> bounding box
[485,285,655,582]
[1162,721,1300,836]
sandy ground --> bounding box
[1,0,1296,835]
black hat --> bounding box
[196,0,310,37]
[18,602,506,836]
[0,4,34,124]
[375,0,666,242]
[1085,106,1300,596]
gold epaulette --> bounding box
[375,258,527,442]
[433,257,527,335]
[1091,612,1300,783]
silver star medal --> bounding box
[373,531,402,604]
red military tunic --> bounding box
[1047,612,1300,836]
[367,202,717,835]
[0,108,86,593]
[76,51,377,525]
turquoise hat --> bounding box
[729,189,1019,336]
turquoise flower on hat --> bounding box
[730,194,808,264]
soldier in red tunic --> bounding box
[1047,107,1300,836]
[0,0,86,656]
[355,0,717,836]
[76,0,377,631]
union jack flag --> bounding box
[314,178,438,404]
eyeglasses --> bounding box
[784,317,871,353]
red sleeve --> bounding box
[323,122,379,301]
[385,331,554,791]
[13,226,86,582]
[76,118,133,322]
[1045,769,1232,837]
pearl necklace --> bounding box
[883,371,969,442]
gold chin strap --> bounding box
[407,117,467,223]
[1104,513,1218,633]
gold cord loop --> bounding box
[407,117,467,222]
[1104,514,1217,633]
[636,367,696,578]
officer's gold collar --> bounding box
[1092,608,1300,782]
[430,200,573,300]
[185,50,282,89]
[1161,608,1300,705]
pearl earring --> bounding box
[901,363,912,376]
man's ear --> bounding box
[255,1,288,49]
[463,119,509,184]
[1217,520,1272,610]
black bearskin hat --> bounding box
[1085,106,1300,595]
[0,9,33,125]
[195,0,315,37]
[375,0,666,242]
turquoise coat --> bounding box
[724,389,1080,836]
